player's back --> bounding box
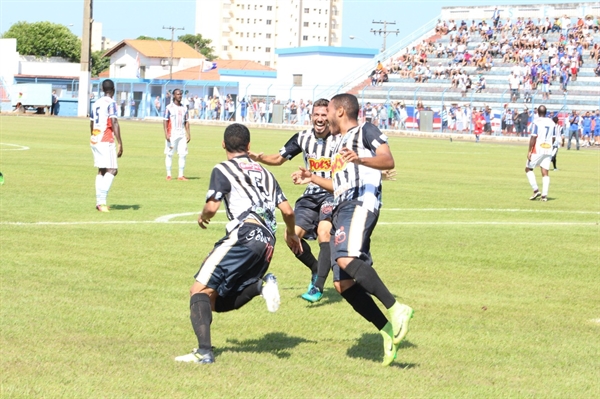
[531,117,556,155]
[214,156,285,234]
[91,96,117,143]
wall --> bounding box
[0,39,19,83]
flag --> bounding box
[135,52,141,79]
[201,60,217,72]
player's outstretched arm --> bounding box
[292,167,333,192]
[248,151,286,166]
[198,199,221,229]
[278,201,302,255]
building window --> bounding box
[266,47,271,52]
[302,35,308,41]
[246,46,249,51]
[265,61,270,67]
[293,74,303,87]
[253,33,256,38]
[304,8,309,13]
[303,22,309,27]
[266,33,271,39]
[223,45,228,51]
[266,20,272,25]
[247,18,250,23]
[253,47,255,51]
[267,6,272,11]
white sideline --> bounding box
[0,143,30,151]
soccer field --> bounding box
[1,115,599,398]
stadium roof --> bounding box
[155,59,275,80]
[104,40,205,59]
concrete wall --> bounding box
[0,39,19,83]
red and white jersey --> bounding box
[164,103,189,139]
[90,96,118,144]
[530,117,557,155]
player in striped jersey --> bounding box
[90,79,123,212]
[163,88,191,181]
[293,93,413,366]
[525,105,557,202]
[175,123,302,364]
[249,98,334,302]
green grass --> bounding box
[1,115,599,398]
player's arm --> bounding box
[292,167,334,192]
[90,120,94,135]
[248,151,287,165]
[198,199,221,229]
[527,134,537,161]
[277,200,302,255]
[185,110,191,143]
[341,143,395,171]
[112,117,123,157]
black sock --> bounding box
[313,242,331,291]
[214,280,262,312]
[190,293,212,351]
[343,258,396,308]
[295,239,318,274]
[341,283,388,330]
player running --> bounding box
[525,105,557,202]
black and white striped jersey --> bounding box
[330,123,387,212]
[206,155,287,234]
[279,128,337,196]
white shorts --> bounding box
[526,153,552,170]
[91,142,118,169]
[164,136,188,156]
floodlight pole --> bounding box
[370,20,399,52]
[78,0,93,117]
[163,26,185,80]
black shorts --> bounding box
[294,192,334,238]
[484,123,491,133]
[195,221,275,297]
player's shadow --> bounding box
[217,332,315,359]
[109,204,141,210]
[181,176,201,180]
[346,333,418,369]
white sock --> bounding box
[178,155,186,178]
[95,174,103,205]
[99,173,115,205]
[541,176,550,197]
[165,155,172,177]
[526,171,538,191]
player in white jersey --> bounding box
[525,105,556,202]
[90,79,123,212]
[163,89,191,181]
[175,123,301,364]
[249,99,335,302]
[293,93,413,366]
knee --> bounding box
[108,169,118,176]
[334,279,355,294]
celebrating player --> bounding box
[90,79,123,212]
[293,93,414,366]
[249,98,334,302]
[175,123,302,364]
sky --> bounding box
[0,0,585,51]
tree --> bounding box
[136,35,168,41]
[178,34,216,60]
[1,21,80,62]
[90,50,110,77]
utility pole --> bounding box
[162,26,185,80]
[78,0,93,117]
[370,20,399,52]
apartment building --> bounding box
[195,0,343,67]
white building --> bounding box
[195,0,343,67]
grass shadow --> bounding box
[109,204,141,210]
[347,333,418,369]
[218,332,315,359]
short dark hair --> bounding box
[331,93,359,120]
[538,105,547,117]
[173,88,182,95]
[102,79,115,94]
[313,98,329,109]
[224,123,250,153]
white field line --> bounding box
[0,143,30,151]
[2,208,597,227]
